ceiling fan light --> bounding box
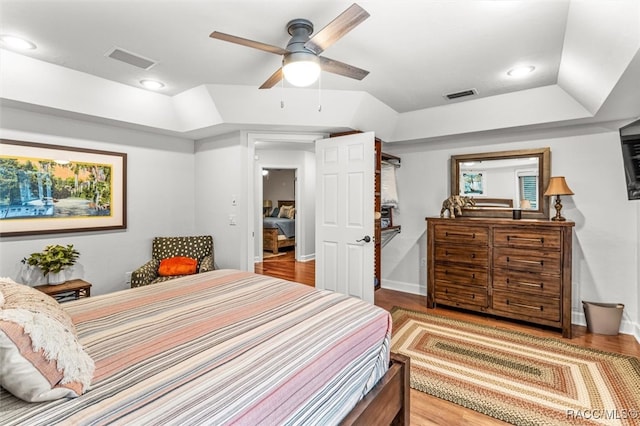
[282,53,320,87]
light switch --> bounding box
[229,214,237,226]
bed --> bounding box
[0,270,409,425]
[263,200,296,254]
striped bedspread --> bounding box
[1,270,391,425]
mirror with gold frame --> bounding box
[450,147,551,219]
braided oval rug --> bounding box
[391,307,640,425]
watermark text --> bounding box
[566,409,639,420]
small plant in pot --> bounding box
[22,244,80,285]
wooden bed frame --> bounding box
[341,353,410,425]
[263,227,295,254]
[263,200,296,254]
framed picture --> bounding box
[0,139,127,237]
[460,171,486,196]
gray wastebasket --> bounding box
[582,301,624,335]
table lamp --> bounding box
[263,200,273,215]
[544,176,574,221]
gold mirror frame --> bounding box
[451,147,551,219]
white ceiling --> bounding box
[1,0,639,142]
[1,0,569,113]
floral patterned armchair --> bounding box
[131,235,215,287]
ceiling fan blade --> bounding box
[305,3,370,55]
[319,56,369,81]
[259,68,284,89]
[210,31,287,55]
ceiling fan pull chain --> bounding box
[281,76,285,109]
[318,72,322,112]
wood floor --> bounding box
[254,256,640,426]
[254,249,315,286]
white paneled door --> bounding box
[315,132,375,303]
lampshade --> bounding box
[263,200,272,209]
[544,176,574,196]
[282,52,321,87]
[520,199,531,209]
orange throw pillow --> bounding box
[158,256,198,276]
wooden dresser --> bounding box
[426,217,574,337]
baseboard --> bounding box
[381,279,426,296]
[254,253,315,262]
[572,309,640,343]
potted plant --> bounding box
[21,244,80,285]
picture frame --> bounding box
[460,171,486,196]
[0,139,127,237]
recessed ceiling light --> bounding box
[507,65,535,77]
[140,79,165,90]
[0,34,37,50]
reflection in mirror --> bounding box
[451,148,550,219]
[459,157,538,208]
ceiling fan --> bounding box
[209,3,370,89]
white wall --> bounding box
[383,127,640,338]
[194,132,248,271]
[263,169,295,208]
[0,107,196,295]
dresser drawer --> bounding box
[493,248,561,273]
[494,228,561,249]
[435,283,487,309]
[492,290,560,322]
[434,245,489,266]
[435,264,488,288]
[493,269,561,296]
[434,224,489,246]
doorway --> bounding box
[247,132,374,297]
[261,168,297,260]
[250,133,320,281]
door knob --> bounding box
[357,235,372,243]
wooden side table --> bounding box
[34,279,92,303]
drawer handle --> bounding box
[506,278,543,289]
[470,253,476,259]
[506,236,545,244]
[506,299,543,311]
[506,257,544,266]
[445,231,477,239]
[471,273,475,279]
[471,293,475,299]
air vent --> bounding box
[106,47,157,70]
[444,88,478,100]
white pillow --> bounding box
[279,205,294,219]
[0,280,94,402]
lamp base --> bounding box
[551,195,567,221]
